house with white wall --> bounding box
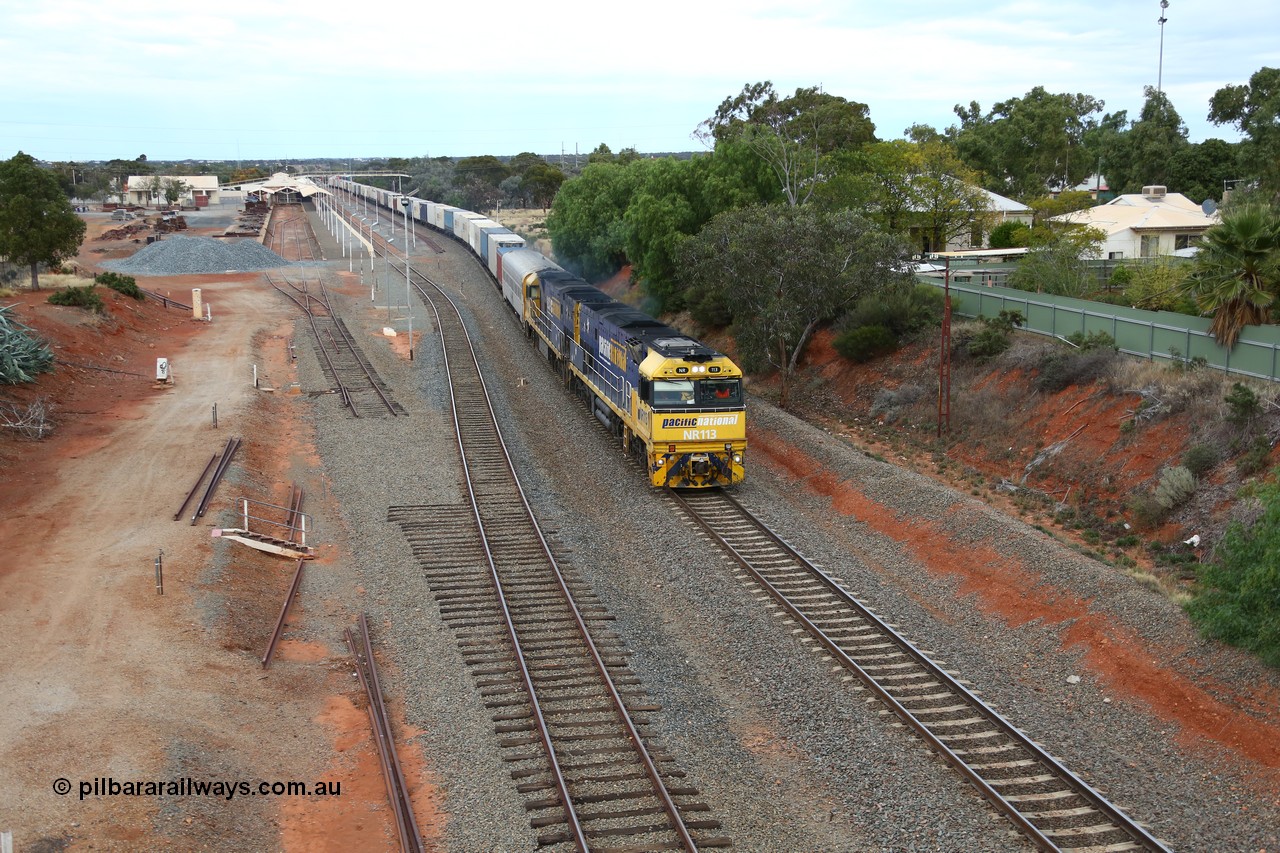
[1050,186,1218,259]
[124,175,221,207]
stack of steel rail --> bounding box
[175,436,241,525]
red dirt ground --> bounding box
[753,430,1280,773]
[0,215,443,850]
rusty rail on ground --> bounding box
[260,557,306,670]
[345,614,424,853]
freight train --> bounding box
[329,178,745,488]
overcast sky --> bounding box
[2,0,1276,163]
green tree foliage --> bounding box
[988,220,1031,249]
[1167,139,1239,203]
[697,81,876,206]
[1185,482,1280,667]
[1028,190,1096,225]
[455,155,512,188]
[620,158,701,309]
[1121,258,1196,313]
[521,164,566,209]
[818,139,994,252]
[1177,202,1280,348]
[677,204,910,407]
[161,178,188,206]
[546,145,777,305]
[1007,226,1105,296]
[1103,88,1194,195]
[1209,66,1280,195]
[0,152,87,291]
[952,87,1104,199]
[546,162,636,281]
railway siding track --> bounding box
[391,264,728,851]
[668,488,1171,853]
[266,276,404,418]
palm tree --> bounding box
[1181,203,1280,349]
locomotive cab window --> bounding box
[652,379,695,406]
[698,378,742,406]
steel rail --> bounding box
[173,452,219,521]
[410,267,699,852]
[191,437,240,525]
[669,487,1169,853]
[345,614,425,853]
[260,557,305,670]
[266,275,399,417]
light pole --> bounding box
[1157,0,1169,95]
[400,197,413,361]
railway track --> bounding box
[668,487,1170,853]
[266,275,404,417]
[387,259,727,850]
[263,203,323,261]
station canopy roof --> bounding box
[233,172,330,199]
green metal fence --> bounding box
[921,279,1280,382]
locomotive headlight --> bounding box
[733,453,742,464]
[724,443,733,452]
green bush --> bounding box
[833,325,898,363]
[1183,444,1220,478]
[94,271,144,300]
[1034,347,1116,393]
[988,220,1031,249]
[1185,483,1280,667]
[1108,264,1133,288]
[1237,437,1273,478]
[1225,382,1262,426]
[1153,465,1196,510]
[840,285,944,339]
[963,310,1024,360]
[1126,492,1166,529]
[1065,330,1118,352]
[47,285,104,313]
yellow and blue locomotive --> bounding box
[506,252,746,488]
[331,179,746,488]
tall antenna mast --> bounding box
[1157,0,1169,94]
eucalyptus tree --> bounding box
[953,87,1104,199]
[1209,66,1280,195]
[677,204,911,408]
[697,81,876,206]
[0,152,86,290]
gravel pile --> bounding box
[104,235,291,275]
[296,221,1279,851]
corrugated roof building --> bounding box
[124,175,221,207]
[1050,186,1218,259]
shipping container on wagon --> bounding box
[487,232,526,278]
[440,205,461,231]
[453,211,486,242]
[468,219,499,255]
